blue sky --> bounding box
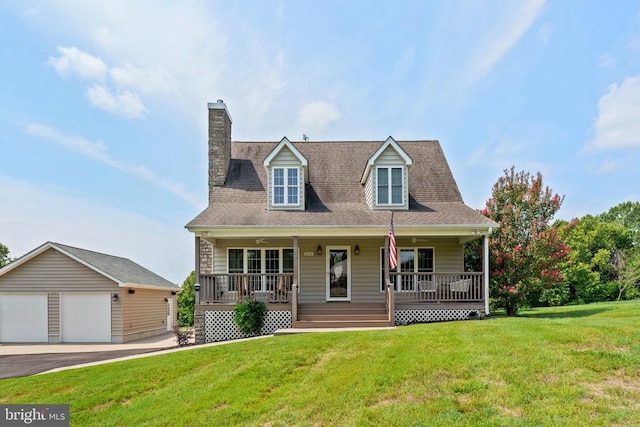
[1,0,639,283]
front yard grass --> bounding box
[1,300,639,426]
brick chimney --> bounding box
[208,100,232,200]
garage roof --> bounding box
[0,242,180,291]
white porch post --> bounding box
[483,234,490,315]
[292,236,298,327]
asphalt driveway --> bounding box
[0,349,171,379]
[0,333,179,379]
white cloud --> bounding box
[586,75,640,151]
[86,84,148,119]
[465,0,545,85]
[0,175,191,283]
[296,101,341,136]
[109,63,178,96]
[25,123,203,209]
[47,46,108,81]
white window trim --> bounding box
[272,167,300,206]
[379,246,435,292]
[375,166,404,206]
[227,247,295,292]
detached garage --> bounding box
[0,242,180,343]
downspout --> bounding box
[483,230,491,316]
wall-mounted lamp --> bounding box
[171,291,177,295]
[317,245,322,255]
[355,245,360,255]
[112,293,119,301]
[128,289,136,294]
[164,298,169,302]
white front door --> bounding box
[0,293,48,342]
[326,247,351,301]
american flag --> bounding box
[388,213,397,270]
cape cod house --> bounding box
[186,100,496,343]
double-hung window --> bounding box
[273,167,299,206]
[228,248,294,293]
[377,167,403,205]
[380,247,434,291]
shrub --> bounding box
[233,299,268,335]
[171,324,194,347]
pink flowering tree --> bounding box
[482,167,569,315]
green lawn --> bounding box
[1,301,639,426]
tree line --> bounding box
[466,167,640,315]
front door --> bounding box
[326,247,351,301]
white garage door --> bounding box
[61,293,111,342]
[0,293,48,342]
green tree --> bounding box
[558,215,633,303]
[598,201,640,245]
[0,243,11,268]
[177,271,196,327]
[482,167,569,315]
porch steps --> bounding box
[295,303,391,328]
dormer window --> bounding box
[273,167,299,205]
[377,166,403,205]
[361,137,413,211]
[263,137,308,211]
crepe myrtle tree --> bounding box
[482,167,569,315]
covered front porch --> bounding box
[192,230,490,343]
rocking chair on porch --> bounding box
[268,276,290,303]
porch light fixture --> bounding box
[317,245,322,255]
[128,289,136,294]
[164,298,169,302]
[355,245,360,255]
[171,291,177,295]
[112,293,119,301]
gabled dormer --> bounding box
[361,136,413,210]
[263,137,309,211]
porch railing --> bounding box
[391,272,483,302]
[198,271,483,305]
[199,273,293,304]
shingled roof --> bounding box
[0,242,179,290]
[187,139,494,229]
